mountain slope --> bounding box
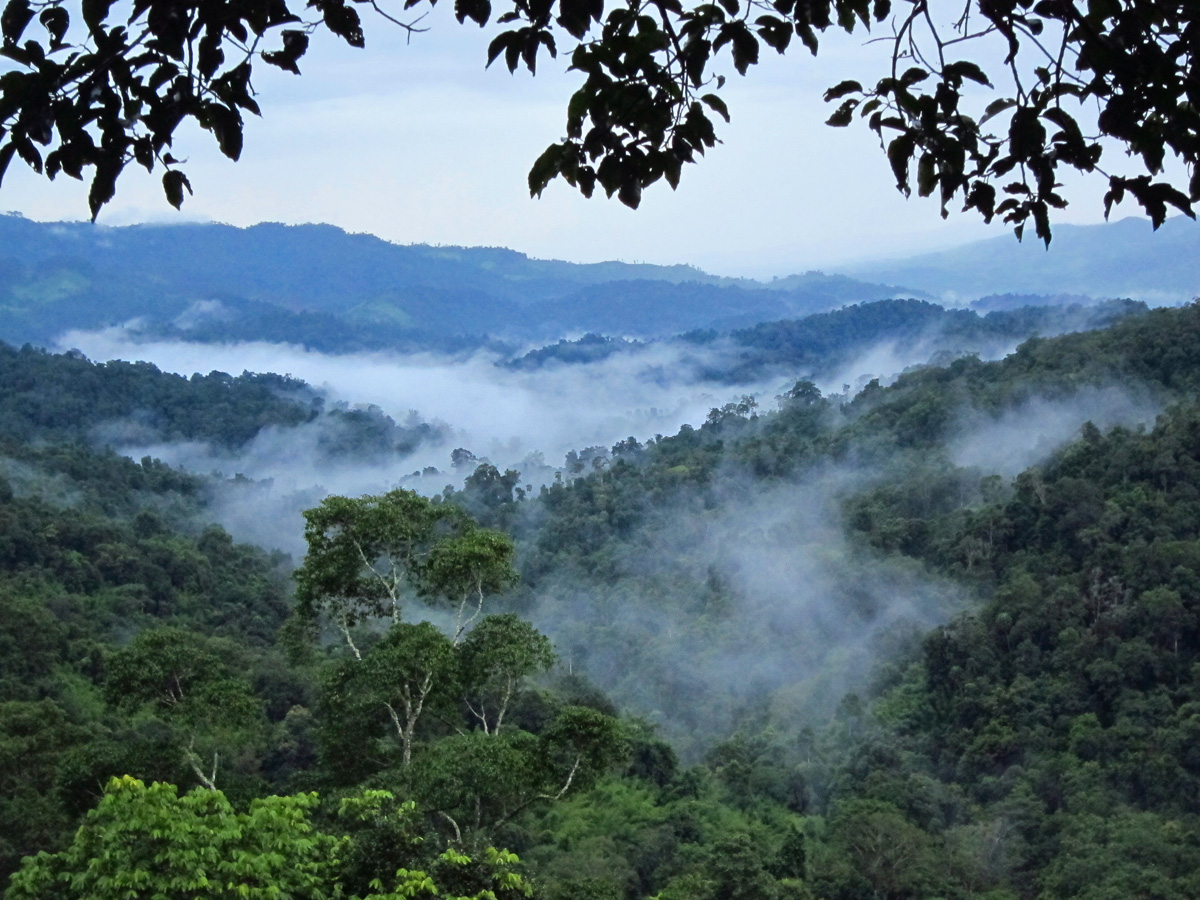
[842,215,1200,303]
[0,217,916,346]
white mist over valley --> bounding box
[55,319,1161,565]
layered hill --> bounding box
[0,216,917,347]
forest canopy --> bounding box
[0,0,1195,240]
[10,304,1200,897]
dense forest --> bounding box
[5,302,1200,899]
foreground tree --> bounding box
[322,621,458,768]
[5,776,342,900]
[0,0,1194,240]
[6,777,536,900]
[458,613,556,735]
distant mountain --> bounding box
[841,215,1200,303]
[0,216,919,347]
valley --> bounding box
[2,214,1200,900]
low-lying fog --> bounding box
[57,327,784,552]
[49,324,1167,748]
[57,326,1159,560]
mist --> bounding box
[47,325,1150,755]
[54,327,788,551]
[521,466,965,759]
[951,385,1160,476]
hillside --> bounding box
[507,298,1148,387]
[0,216,917,347]
[844,215,1200,303]
[6,297,1200,899]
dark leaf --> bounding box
[617,177,641,208]
[887,132,914,192]
[322,2,363,47]
[0,140,15,188]
[963,180,996,220]
[80,0,110,32]
[162,168,191,209]
[1032,201,1050,245]
[1008,107,1046,160]
[700,93,729,123]
[1086,0,1118,22]
[262,49,300,74]
[728,26,758,75]
[205,103,243,160]
[825,98,857,127]
[1042,107,1079,135]
[664,153,681,188]
[916,152,936,197]
[455,0,491,26]
[2,0,33,43]
[486,32,509,67]
[1103,176,1125,218]
[88,160,118,219]
[823,79,862,102]
[943,60,990,86]
[755,15,789,52]
[980,98,1016,124]
[13,134,41,172]
[197,32,225,79]
[39,3,66,45]
[795,20,817,54]
[528,142,564,196]
[133,136,153,170]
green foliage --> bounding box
[295,489,516,644]
[14,289,1200,900]
[459,614,556,734]
[6,776,342,900]
[0,343,315,450]
[6,779,534,900]
[320,621,457,770]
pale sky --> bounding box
[1,7,1119,277]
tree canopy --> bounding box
[0,0,1194,240]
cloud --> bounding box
[59,328,773,466]
[951,385,1160,476]
[525,468,964,758]
[56,328,791,551]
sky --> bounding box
[0,5,1124,277]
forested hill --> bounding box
[458,301,1200,899]
[0,343,447,461]
[8,303,1200,900]
[507,298,1147,385]
[0,216,915,347]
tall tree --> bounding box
[294,489,516,656]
